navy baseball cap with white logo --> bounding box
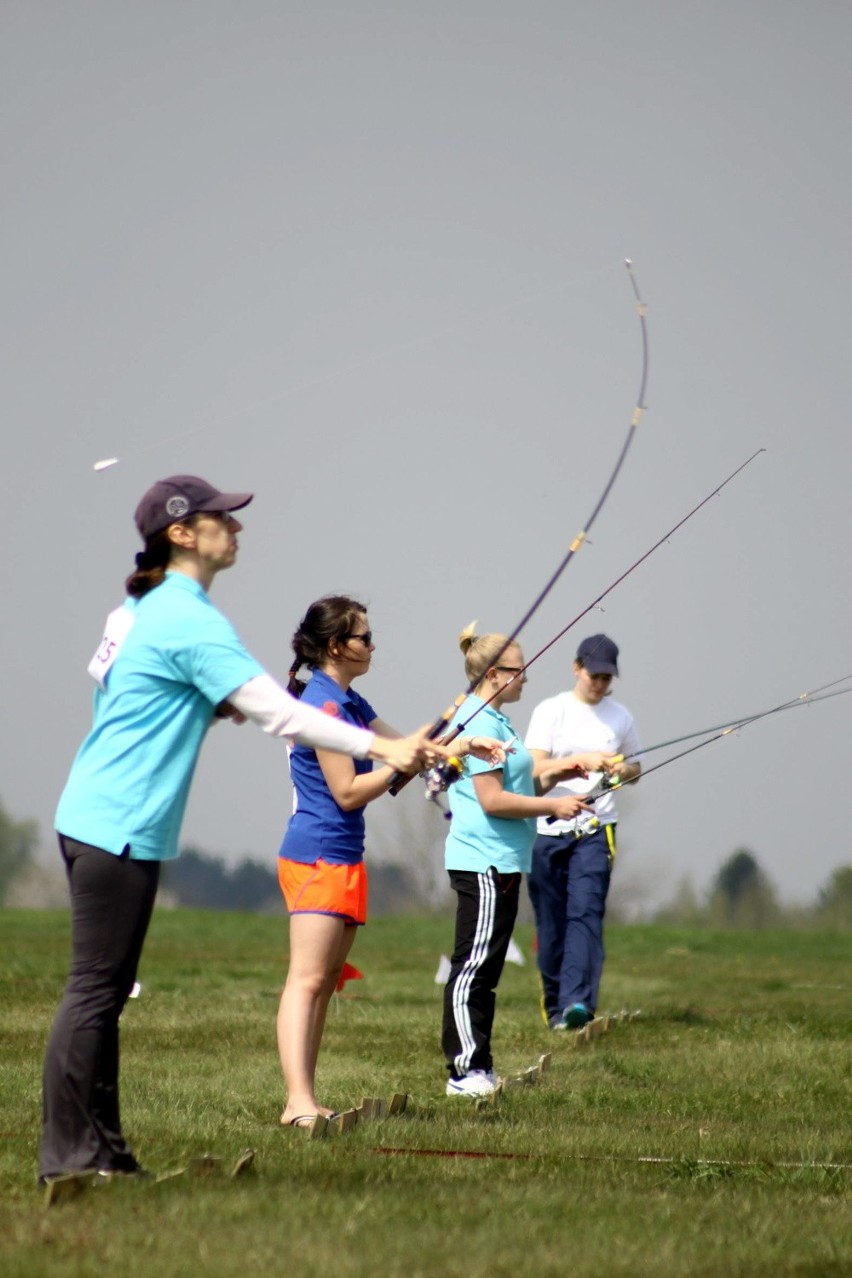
[134,475,254,540]
[576,634,620,676]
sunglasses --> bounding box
[343,631,373,647]
[495,665,527,681]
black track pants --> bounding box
[441,868,520,1077]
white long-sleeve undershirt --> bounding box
[229,674,374,757]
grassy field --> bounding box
[1,909,849,1277]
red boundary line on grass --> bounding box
[372,1146,534,1161]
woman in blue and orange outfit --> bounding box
[441,626,608,1098]
[277,597,505,1127]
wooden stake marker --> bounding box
[332,1108,359,1133]
[357,1097,387,1121]
[231,1149,256,1178]
[43,1170,97,1207]
[572,1009,642,1048]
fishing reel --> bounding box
[423,755,465,803]
[546,769,623,829]
[583,771,623,803]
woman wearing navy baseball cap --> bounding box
[39,476,445,1187]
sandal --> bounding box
[283,1114,318,1128]
[281,1114,329,1137]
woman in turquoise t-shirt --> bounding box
[441,625,599,1098]
[39,477,440,1189]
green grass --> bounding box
[1,910,850,1277]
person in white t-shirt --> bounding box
[524,634,641,1029]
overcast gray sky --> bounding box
[4,1,850,912]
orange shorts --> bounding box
[278,857,368,925]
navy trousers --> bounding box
[527,825,614,1021]
[39,837,160,1180]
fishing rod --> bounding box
[545,673,852,835]
[420,447,766,800]
[624,680,852,760]
[388,259,650,796]
[631,674,852,784]
[457,448,764,734]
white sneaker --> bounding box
[446,1069,498,1097]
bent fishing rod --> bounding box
[388,259,650,796]
[419,447,766,800]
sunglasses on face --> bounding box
[343,631,373,647]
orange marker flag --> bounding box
[335,962,364,992]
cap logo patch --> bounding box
[165,495,190,518]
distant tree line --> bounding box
[161,846,422,917]
[651,848,852,931]
[160,848,281,912]
[1,797,850,928]
[0,800,37,901]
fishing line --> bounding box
[89,259,619,472]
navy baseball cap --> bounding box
[576,634,620,676]
[135,475,253,540]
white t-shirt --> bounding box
[524,691,641,837]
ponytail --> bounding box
[287,659,307,699]
[125,529,173,598]
[459,621,511,688]
[125,513,210,598]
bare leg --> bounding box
[277,914,357,1123]
[307,924,357,1084]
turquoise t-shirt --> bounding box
[55,572,264,861]
[444,695,537,874]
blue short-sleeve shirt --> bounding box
[279,670,377,866]
[444,695,537,874]
[55,572,264,861]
